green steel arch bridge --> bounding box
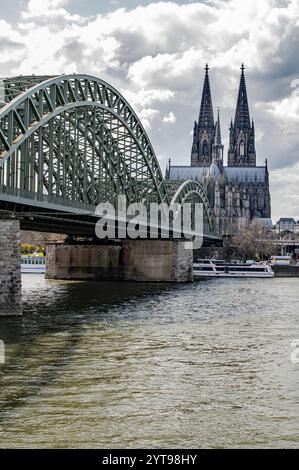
[0,74,219,242]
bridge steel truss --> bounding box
[0,74,217,237]
[170,180,215,236]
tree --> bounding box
[227,219,277,261]
[21,231,66,255]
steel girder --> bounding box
[0,74,218,238]
[170,180,216,234]
[0,74,169,208]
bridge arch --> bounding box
[170,180,215,235]
[0,74,169,208]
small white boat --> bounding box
[193,260,274,279]
[21,256,46,274]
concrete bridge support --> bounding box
[46,240,193,283]
[122,240,193,282]
[0,219,22,316]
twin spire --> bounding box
[191,63,256,168]
[199,63,251,137]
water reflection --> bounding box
[0,275,298,448]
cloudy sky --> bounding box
[1,0,299,221]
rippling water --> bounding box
[0,275,299,448]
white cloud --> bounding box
[127,48,205,88]
[0,0,298,219]
[262,89,299,134]
[121,88,175,109]
[163,111,176,124]
[138,108,160,130]
[22,0,81,22]
[0,19,26,65]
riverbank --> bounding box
[273,265,299,277]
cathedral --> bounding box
[166,65,272,235]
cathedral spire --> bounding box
[191,64,216,167]
[228,64,256,167]
[198,64,215,128]
[234,64,251,129]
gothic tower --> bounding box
[191,65,216,167]
[212,108,224,172]
[228,64,256,167]
[167,64,272,235]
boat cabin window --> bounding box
[22,258,45,264]
[194,266,214,272]
[229,267,265,272]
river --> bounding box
[0,275,298,448]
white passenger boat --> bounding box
[193,260,274,279]
[21,256,46,274]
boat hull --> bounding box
[21,256,46,274]
[193,271,274,279]
[193,260,274,279]
[21,266,45,274]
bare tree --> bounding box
[227,219,277,261]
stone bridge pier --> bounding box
[0,219,22,316]
[46,239,193,283]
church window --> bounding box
[202,140,208,156]
[258,190,265,210]
[240,140,245,157]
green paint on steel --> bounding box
[0,74,217,236]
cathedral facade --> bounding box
[166,65,272,235]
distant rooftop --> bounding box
[168,165,267,183]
